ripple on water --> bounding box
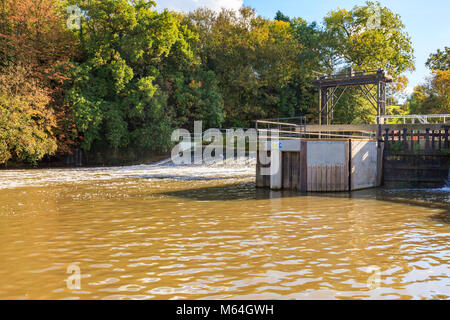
[0,165,448,300]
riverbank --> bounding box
[0,152,171,170]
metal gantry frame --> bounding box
[313,69,393,125]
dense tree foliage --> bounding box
[0,0,425,165]
[275,11,290,23]
[65,0,225,152]
[324,2,414,77]
[405,48,449,115]
[0,0,75,163]
[426,47,449,71]
[0,64,57,164]
[322,1,415,123]
[183,7,317,127]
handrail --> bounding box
[380,114,450,118]
[255,116,377,140]
[378,114,450,124]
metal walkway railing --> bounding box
[378,114,450,124]
[255,117,376,140]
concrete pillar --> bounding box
[270,147,282,190]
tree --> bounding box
[291,19,338,74]
[320,1,415,123]
[168,69,224,130]
[404,47,449,115]
[432,70,449,108]
[66,0,224,153]
[275,11,290,22]
[324,1,414,78]
[0,64,57,164]
[0,0,77,158]
[426,47,450,71]
[0,0,74,77]
[184,7,316,127]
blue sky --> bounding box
[243,0,450,93]
[157,0,450,94]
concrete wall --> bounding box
[267,140,301,190]
[256,139,380,192]
[306,141,347,166]
[306,141,349,192]
[351,141,378,190]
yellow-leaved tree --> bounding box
[0,64,57,164]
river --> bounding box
[0,160,448,300]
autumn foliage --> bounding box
[0,0,74,79]
[0,0,445,165]
[405,48,449,115]
[0,64,57,163]
[0,0,76,163]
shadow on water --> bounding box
[159,182,450,222]
[137,174,235,181]
[430,211,450,224]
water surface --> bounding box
[0,163,448,300]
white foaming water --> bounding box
[0,157,257,190]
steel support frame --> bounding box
[317,80,388,125]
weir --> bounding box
[255,68,449,192]
[381,125,449,188]
[256,137,380,192]
[256,118,450,192]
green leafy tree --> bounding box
[0,0,77,160]
[184,7,317,127]
[426,47,449,71]
[66,0,224,153]
[405,47,449,115]
[324,1,414,77]
[168,69,224,130]
[320,1,415,123]
[0,64,57,164]
[275,11,290,22]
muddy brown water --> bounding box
[0,165,448,300]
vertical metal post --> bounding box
[425,128,430,152]
[376,83,380,125]
[445,128,449,149]
[431,130,435,151]
[318,87,322,126]
[327,88,331,125]
[377,123,382,148]
[439,129,442,151]
[326,88,329,125]
[320,88,329,126]
[318,87,322,139]
[403,129,408,152]
[328,89,337,121]
[384,128,389,154]
[348,139,352,192]
[380,82,386,116]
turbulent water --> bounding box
[0,159,448,300]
